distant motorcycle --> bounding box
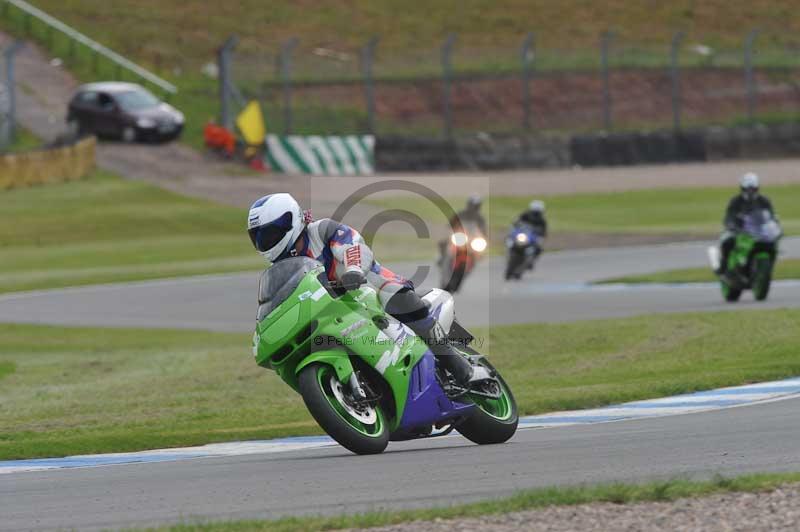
[708,210,782,302]
[505,222,540,280]
[440,221,487,293]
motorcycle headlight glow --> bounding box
[451,232,468,246]
[515,233,529,244]
[470,237,487,252]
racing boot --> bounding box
[407,318,492,388]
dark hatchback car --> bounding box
[67,82,184,142]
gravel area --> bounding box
[352,484,800,532]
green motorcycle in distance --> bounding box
[252,256,518,455]
[709,210,782,302]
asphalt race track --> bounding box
[0,238,799,332]
[4,396,800,531]
[3,238,800,531]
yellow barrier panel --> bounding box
[0,136,96,190]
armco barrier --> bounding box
[0,136,96,190]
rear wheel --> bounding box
[753,257,773,301]
[298,363,388,455]
[721,281,742,302]
[456,358,518,445]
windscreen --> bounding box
[116,89,160,111]
[257,257,322,321]
[741,209,781,242]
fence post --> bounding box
[670,31,685,131]
[521,32,535,132]
[217,36,238,130]
[441,33,457,140]
[278,37,299,135]
[744,29,760,124]
[360,36,379,135]
[4,40,25,146]
[600,31,614,131]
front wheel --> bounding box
[721,281,742,302]
[298,363,388,455]
[456,358,518,445]
[753,257,773,301]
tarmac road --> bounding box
[0,238,798,331]
[3,395,800,531]
[3,239,800,531]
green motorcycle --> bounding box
[252,256,518,455]
[710,210,782,302]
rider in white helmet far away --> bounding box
[247,193,492,387]
[716,172,776,274]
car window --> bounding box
[115,90,160,111]
[97,92,116,110]
[76,91,99,106]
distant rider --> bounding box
[439,195,488,261]
[516,200,547,262]
[517,200,548,238]
[716,172,776,274]
[248,193,491,387]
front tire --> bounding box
[456,358,518,445]
[298,363,388,455]
[721,281,742,302]
[753,257,773,301]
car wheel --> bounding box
[121,126,137,143]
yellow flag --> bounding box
[236,101,266,146]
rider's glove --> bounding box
[341,270,366,291]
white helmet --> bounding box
[740,172,760,201]
[529,200,545,213]
[247,193,305,262]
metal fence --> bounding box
[219,30,800,139]
[0,39,22,150]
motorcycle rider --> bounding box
[248,193,491,387]
[517,200,548,237]
[516,200,547,263]
[716,172,776,274]
[438,195,488,262]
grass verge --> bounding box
[142,472,800,531]
[2,308,799,460]
[0,169,263,294]
[602,258,800,284]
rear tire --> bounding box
[753,257,773,301]
[456,358,518,445]
[298,363,388,455]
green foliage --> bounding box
[0,169,263,293]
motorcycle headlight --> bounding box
[470,237,487,252]
[515,233,529,244]
[136,117,156,128]
[451,232,468,246]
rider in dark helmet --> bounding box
[450,194,488,235]
[716,172,776,274]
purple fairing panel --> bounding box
[396,351,474,432]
